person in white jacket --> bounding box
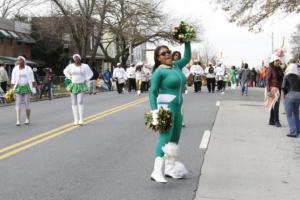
[11,56,36,126]
[190,61,204,92]
[126,64,136,92]
[135,62,144,95]
[113,63,127,94]
[63,54,93,125]
[215,63,226,92]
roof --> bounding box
[0,56,38,66]
[0,29,35,43]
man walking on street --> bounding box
[40,68,53,100]
[126,64,136,92]
[113,63,127,94]
[205,63,216,93]
[190,61,204,92]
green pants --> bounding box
[155,103,183,157]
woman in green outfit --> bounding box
[63,54,93,125]
[149,42,191,183]
[231,66,237,89]
[11,56,37,126]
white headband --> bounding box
[73,54,81,61]
[17,56,26,62]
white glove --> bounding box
[151,109,159,126]
[31,87,37,94]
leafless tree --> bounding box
[290,23,300,60]
[45,0,171,68]
[99,0,171,67]
[215,0,300,31]
[0,0,44,18]
[193,42,218,66]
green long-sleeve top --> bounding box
[149,42,191,110]
[231,69,236,84]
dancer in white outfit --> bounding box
[11,56,36,126]
[63,54,93,125]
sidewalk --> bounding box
[195,100,300,200]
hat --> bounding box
[136,62,143,66]
[17,56,26,62]
[117,63,121,66]
[269,54,281,64]
[72,54,81,60]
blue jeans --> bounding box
[241,81,248,94]
[284,98,300,135]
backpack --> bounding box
[209,66,214,74]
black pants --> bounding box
[217,80,224,91]
[269,98,280,123]
[141,81,148,93]
[1,82,7,93]
[207,78,216,92]
[128,78,136,92]
[194,81,201,92]
[116,81,124,94]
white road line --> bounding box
[216,101,220,106]
[199,130,211,149]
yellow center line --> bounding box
[0,97,147,155]
[0,97,148,160]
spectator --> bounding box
[266,55,284,127]
[89,67,99,95]
[0,63,9,93]
[282,62,300,138]
[103,69,112,91]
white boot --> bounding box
[150,157,167,183]
[16,108,21,126]
[78,105,84,125]
[25,109,31,125]
[72,105,79,125]
[137,90,141,96]
[163,143,188,179]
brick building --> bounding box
[0,19,35,60]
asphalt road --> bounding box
[0,87,259,200]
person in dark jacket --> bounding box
[266,55,284,127]
[89,67,99,95]
[240,63,251,96]
[282,62,300,137]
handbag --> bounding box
[193,74,201,82]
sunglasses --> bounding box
[159,50,172,56]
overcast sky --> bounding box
[163,0,300,68]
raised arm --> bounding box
[149,69,162,110]
[173,42,191,70]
